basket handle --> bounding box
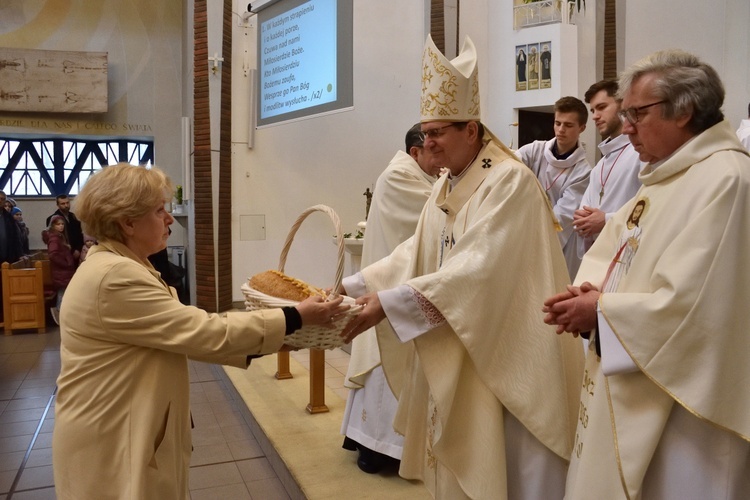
[278,204,345,294]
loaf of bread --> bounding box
[248,270,326,302]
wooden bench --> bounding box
[1,254,53,335]
[29,251,56,304]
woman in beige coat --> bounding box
[52,163,347,499]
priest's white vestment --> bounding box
[566,121,750,499]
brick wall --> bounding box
[193,0,233,313]
[217,0,233,312]
[603,0,617,80]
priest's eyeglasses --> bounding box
[419,123,459,141]
[618,101,665,126]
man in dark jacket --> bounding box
[46,194,84,255]
[0,190,24,323]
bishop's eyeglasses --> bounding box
[418,123,464,141]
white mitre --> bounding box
[420,34,480,122]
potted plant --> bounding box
[173,185,183,214]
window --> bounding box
[0,136,154,197]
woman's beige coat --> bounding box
[53,240,286,499]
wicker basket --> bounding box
[241,205,362,350]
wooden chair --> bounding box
[1,260,47,335]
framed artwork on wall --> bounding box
[528,43,540,90]
[516,45,528,91]
[540,42,552,89]
[0,48,108,113]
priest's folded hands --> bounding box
[542,281,600,336]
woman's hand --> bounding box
[295,295,349,327]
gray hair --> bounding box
[617,49,724,134]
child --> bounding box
[79,234,97,264]
[44,215,77,325]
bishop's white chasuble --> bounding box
[362,133,584,499]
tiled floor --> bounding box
[0,327,352,499]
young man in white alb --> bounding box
[574,79,642,258]
[515,96,591,279]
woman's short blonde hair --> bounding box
[75,163,173,243]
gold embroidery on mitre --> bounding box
[420,35,481,122]
[469,75,480,117]
[421,46,459,118]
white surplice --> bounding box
[577,134,642,257]
[516,138,591,279]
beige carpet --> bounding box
[225,354,431,500]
